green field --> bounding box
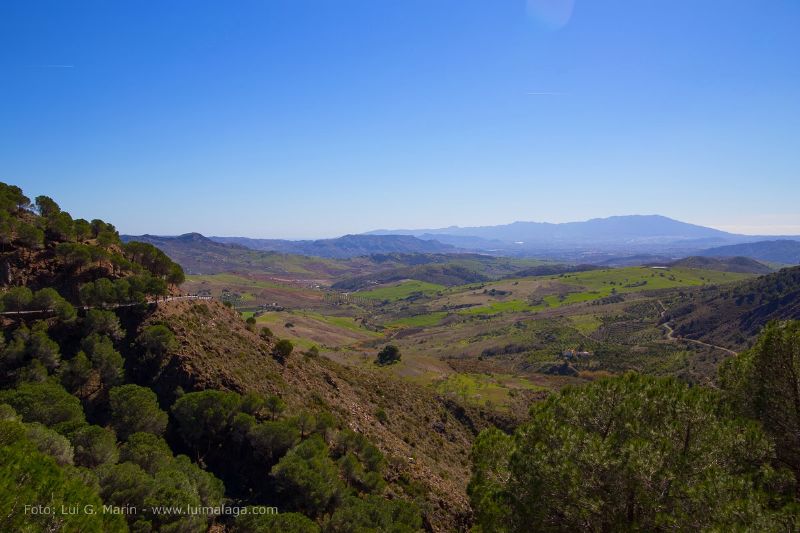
[386,311,448,328]
[435,372,547,409]
[547,266,753,293]
[301,311,374,334]
[452,267,755,316]
[458,299,535,316]
[569,314,603,335]
[355,280,445,301]
[190,264,760,402]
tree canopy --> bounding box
[469,373,796,532]
[109,384,168,440]
[720,320,800,492]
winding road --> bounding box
[657,300,737,356]
[0,294,212,317]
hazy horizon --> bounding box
[119,213,800,241]
[3,1,799,238]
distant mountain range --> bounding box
[121,234,459,269]
[125,216,800,265]
[366,215,799,256]
[697,240,800,265]
[120,232,550,283]
[210,234,457,259]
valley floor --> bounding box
[183,265,753,418]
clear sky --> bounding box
[1,1,798,238]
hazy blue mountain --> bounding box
[127,218,800,264]
[365,215,800,257]
[367,215,734,245]
[697,240,800,265]
[210,234,458,258]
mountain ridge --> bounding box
[210,234,459,258]
[365,215,800,254]
[696,240,800,265]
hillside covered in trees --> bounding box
[667,265,800,350]
[0,182,482,531]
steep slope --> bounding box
[666,266,800,350]
[137,299,494,531]
[3,182,485,532]
[697,240,800,265]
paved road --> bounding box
[0,295,212,316]
[657,300,738,356]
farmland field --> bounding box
[181,264,759,415]
[354,280,446,301]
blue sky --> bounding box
[1,0,798,238]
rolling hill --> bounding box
[122,232,556,287]
[664,256,773,274]
[697,240,800,265]
[667,265,800,350]
[211,234,459,258]
[121,233,356,278]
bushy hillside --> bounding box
[505,263,601,278]
[136,298,494,530]
[667,265,800,349]
[0,184,184,304]
[666,256,773,274]
[333,264,490,291]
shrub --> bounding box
[375,345,401,366]
[274,339,294,362]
